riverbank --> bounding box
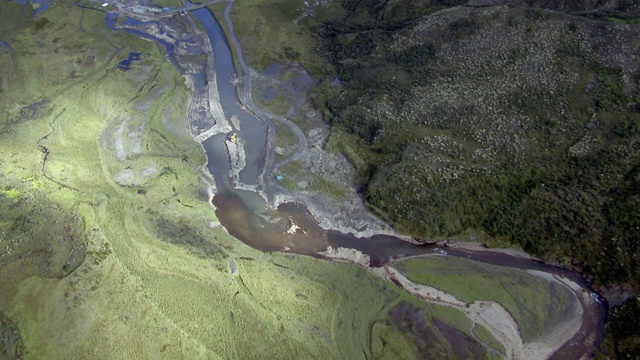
[385,255,602,359]
[1,3,480,359]
[318,246,591,359]
[206,2,608,357]
[97,2,608,359]
[438,241,535,259]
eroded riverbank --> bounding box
[104,1,608,358]
[212,189,606,359]
[204,3,607,357]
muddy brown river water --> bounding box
[214,189,606,359]
[197,3,608,355]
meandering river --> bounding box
[106,3,607,358]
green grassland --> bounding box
[0,1,506,358]
[226,0,344,75]
[394,256,575,342]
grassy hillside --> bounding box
[0,1,509,359]
[227,0,640,357]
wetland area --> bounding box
[0,0,616,358]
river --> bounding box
[105,3,607,358]
[191,8,268,189]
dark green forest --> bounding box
[312,0,640,356]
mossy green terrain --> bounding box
[0,1,507,359]
[227,0,343,75]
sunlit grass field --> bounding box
[0,1,505,358]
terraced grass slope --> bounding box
[0,1,505,358]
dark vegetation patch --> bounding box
[596,298,640,358]
[150,214,227,259]
[34,17,51,31]
[0,312,23,360]
[388,301,472,358]
[309,0,640,355]
[6,98,50,126]
[433,318,486,359]
[468,0,640,18]
[0,188,86,279]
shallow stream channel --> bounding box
[106,2,607,358]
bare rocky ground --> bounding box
[104,8,234,199]
[112,10,231,142]
[250,63,407,238]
